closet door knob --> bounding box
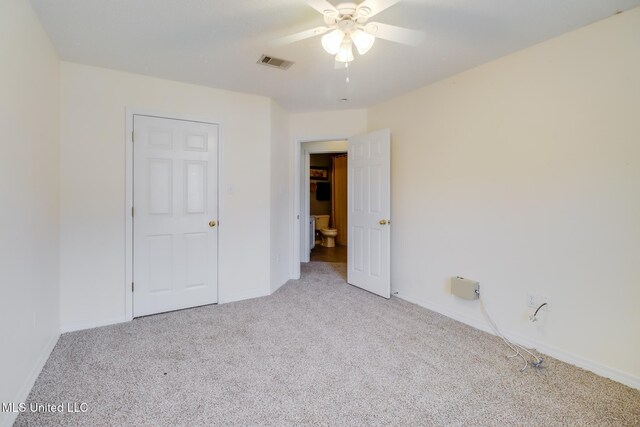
[209,220,217,228]
[379,219,388,225]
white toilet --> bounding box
[314,215,338,248]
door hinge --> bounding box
[132,282,134,292]
[131,130,135,143]
[131,207,134,217]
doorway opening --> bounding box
[298,140,347,268]
[309,152,348,264]
[293,130,391,299]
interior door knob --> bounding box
[209,220,217,228]
[379,219,388,225]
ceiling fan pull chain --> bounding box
[346,62,350,84]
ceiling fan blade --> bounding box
[271,26,329,47]
[357,0,400,18]
[365,22,425,46]
[306,0,338,15]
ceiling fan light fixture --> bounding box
[321,29,345,55]
[335,40,354,63]
[351,29,375,55]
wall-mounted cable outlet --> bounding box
[539,296,552,312]
[527,293,553,312]
[526,293,537,308]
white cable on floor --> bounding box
[478,292,543,371]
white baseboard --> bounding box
[270,277,289,294]
[1,332,60,427]
[61,316,126,333]
[394,289,640,390]
[219,290,270,305]
[62,289,274,333]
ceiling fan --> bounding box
[272,0,425,65]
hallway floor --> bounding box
[310,243,347,263]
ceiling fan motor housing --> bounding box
[337,2,357,17]
[325,2,371,26]
[337,19,357,33]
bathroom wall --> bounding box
[310,153,333,216]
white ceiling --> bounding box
[30,0,640,112]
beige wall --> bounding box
[290,109,368,142]
[270,100,290,292]
[0,0,61,424]
[368,8,640,384]
[59,63,273,331]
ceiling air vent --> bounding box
[257,55,294,70]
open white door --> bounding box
[348,129,391,298]
[133,115,218,317]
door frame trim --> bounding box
[125,108,222,321]
[301,142,348,263]
[292,137,349,279]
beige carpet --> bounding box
[16,262,640,426]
